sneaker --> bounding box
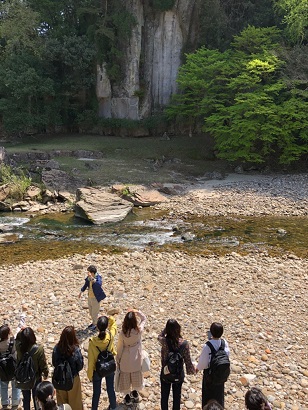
[130,390,139,403]
[1,406,9,410]
[124,394,132,406]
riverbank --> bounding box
[0,173,307,410]
[156,173,308,218]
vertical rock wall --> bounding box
[97,0,200,120]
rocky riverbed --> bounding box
[156,173,308,218]
[0,173,307,410]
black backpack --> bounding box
[206,339,230,385]
[161,339,187,384]
[95,337,116,378]
[15,345,38,390]
[0,337,17,381]
[52,356,74,391]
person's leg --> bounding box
[105,373,117,410]
[92,371,102,410]
[0,381,9,406]
[32,380,41,410]
[11,380,21,408]
[68,375,83,410]
[21,390,31,410]
[202,375,222,408]
[211,383,225,407]
[56,388,69,405]
[171,382,182,410]
[91,298,100,325]
[160,377,171,410]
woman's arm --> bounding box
[87,340,95,381]
[74,347,84,373]
[116,332,124,364]
[157,328,166,345]
[94,274,102,286]
[108,316,117,337]
[182,342,195,375]
[136,310,147,332]
[37,346,49,379]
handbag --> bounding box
[114,366,121,392]
[95,336,116,378]
[141,350,151,372]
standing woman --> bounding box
[116,309,147,405]
[0,324,21,410]
[158,319,195,410]
[87,315,117,410]
[52,326,84,410]
[15,327,48,410]
[78,265,106,331]
[36,381,72,410]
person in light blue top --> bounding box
[78,265,106,330]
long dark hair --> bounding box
[36,381,57,410]
[17,327,36,354]
[97,316,109,340]
[245,387,271,410]
[165,319,182,350]
[122,311,139,337]
[57,326,79,356]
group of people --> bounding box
[0,265,273,410]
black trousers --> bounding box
[202,371,225,408]
[160,376,183,410]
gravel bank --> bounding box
[1,250,307,410]
[157,173,308,218]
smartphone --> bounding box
[207,330,212,340]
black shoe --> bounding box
[130,390,139,403]
[124,394,132,406]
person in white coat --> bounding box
[116,309,146,406]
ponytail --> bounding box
[42,396,57,410]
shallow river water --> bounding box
[0,208,307,265]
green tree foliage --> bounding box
[274,0,308,44]
[199,0,276,50]
[167,26,308,164]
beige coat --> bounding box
[116,311,146,373]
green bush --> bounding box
[0,164,32,200]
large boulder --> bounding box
[42,169,84,192]
[75,187,133,224]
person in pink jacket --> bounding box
[116,309,147,406]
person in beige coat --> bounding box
[116,309,146,406]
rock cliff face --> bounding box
[97,0,199,120]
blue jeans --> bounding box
[92,371,117,410]
[0,380,21,407]
[160,376,183,410]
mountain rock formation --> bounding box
[97,0,199,120]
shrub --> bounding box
[0,164,32,200]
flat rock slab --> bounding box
[75,187,133,224]
[112,184,168,206]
